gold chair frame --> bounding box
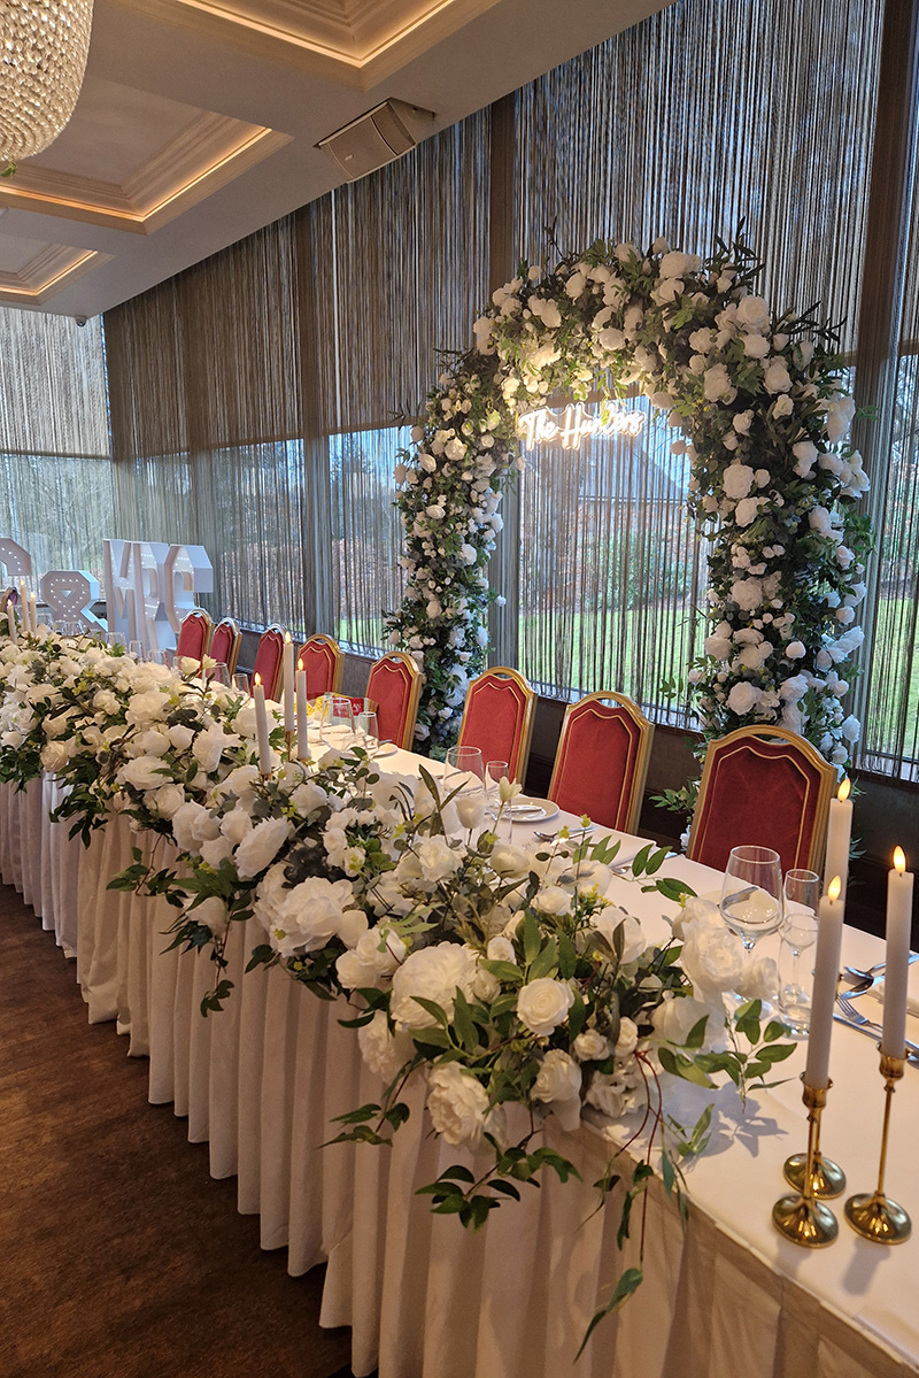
[548,691,654,835]
[687,724,836,874]
[458,665,537,784]
[177,608,213,662]
[252,623,287,700]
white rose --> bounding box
[651,994,714,1046]
[390,943,479,1027]
[235,816,292,878]
[193,725,238,773]
[680,912,744,999]
[172,800,220,853]
[486,935,516,963]
[703,364,735,402]
[785,640,806,660]
[120,755,170,791]
[152,783,186,819]
[730,578,764,611]
[199,836,235,868]
[573,1028,609,1062]
[357,1010,415,1082]
[590,907,646,965]
[516,977,575,1038]
[736,294,771,333]
[734,497,760,527]
[490,843,532,878]
[125,690,168,727]
[763,359,791,394]
[722,463,755,500]
[220,807,254,843]
[427,1062,494,1151]
[531,885,572,917]
[414,836,462,883]
[736,956,779,1003]
[532,1048,583,1131]
[41,740,74,773]
[193,895,230,938]
[841,714,860,743]
[615,1017,640,1059]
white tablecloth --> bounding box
[3,761,918,1378]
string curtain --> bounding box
[512,0,882,721]
[302,111,491,649]
[105,218,306,630]
[0,306,112,578]
[860,92,919,779]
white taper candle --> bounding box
[882,848,913,1059]
[804,876,844,1090]
[295,662,308,759]
[823,777,853,907]
[283,632,295,734]
[253,673,272,775]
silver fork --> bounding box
[835,990,919,1062]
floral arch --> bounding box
[386,235,872,770]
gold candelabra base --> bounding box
[284,729,296,760]
[783,1148,846,1199]
[844,1050,911,1245]
[773,1078,841,1248]
[772,1192,839,1247]
[844,1191,911,1244]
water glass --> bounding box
[357,711,380,754]
[325,694,354,747]
[720,845,784,953]
[778,909,819,1036]
[445,745,485,783]
[209,662,231,688]
[485,758,509,808]
[232,672,250,696]
[784,868,821,918]
[128,639,145,660]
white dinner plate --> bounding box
[371,742,398,759]
[508,796,560,822]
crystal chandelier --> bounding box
[0,0,94,175]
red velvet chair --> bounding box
[298,634,344,699]
[548,692,654,834]
[687,725,836,875]
[365,652,422,750]
[252,625,286,700]
[456,666,536,784]
[209,617,241,676]
[175,609,212,666]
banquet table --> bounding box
[2,756,918,1378]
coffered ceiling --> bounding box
[0,0,667,319]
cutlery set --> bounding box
[834,954,919,1065]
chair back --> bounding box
[548,692,654,834]
[457,666,536,783]
[365,652,422,750]
[209,617,242,676]
[687,725,836,875]
[252,625,286,700]
[175,609,212,665]
[298,634,343,699]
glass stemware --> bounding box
[357,710,380,755]
[445,746,486,832]
[325,695,355,749]
[209,662,231,688]
[778,868,821,1035]
[720,845,784,954]
[232,672,250,696]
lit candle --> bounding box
[882,847,914,1060]
[282,631,295,735]
[804,876,844,1090]
[253,673,272,775]
[29,592,38,634]
[20,582,31,635]
[823,777,853,907]
[295,659,308,759]
[7,607,18,644]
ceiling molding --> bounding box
[0,119,291,235]
[0,246,112,305]
[111,0,502,87]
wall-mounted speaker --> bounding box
[318,99,435,182]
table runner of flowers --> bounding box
[0,629,794,1339]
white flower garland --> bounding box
[386,234,871,766]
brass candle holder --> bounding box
[773,1080,839,1247]
[783,1075,846,1198]
[844,1050,912,1244]
[284,729,296,761]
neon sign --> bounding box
[517,400,645,451]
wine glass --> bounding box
[720,845,784,954]
[485,759,509,809]
[777,868,821,1035]
[445,745,484,783]
[445,746,485,832]
[209,662,231,688]
[128,639,144,660]
[232,672,250,696]
[784,868,821,918]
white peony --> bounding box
[426,1062,496,1151]
[234,816,292,878]
[727,681,761,715]
[390,942,478,1028]
[532,1049,583,1131]
[722,463,755,500]
[358,1010,415,1082]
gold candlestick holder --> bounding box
[773,1080,839,1247]
[783,1075,846,1198]
[844,1050,912,1244]
[284,729,296,761]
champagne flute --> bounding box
[720,845,784,954]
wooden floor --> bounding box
[0,882,362,1378]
